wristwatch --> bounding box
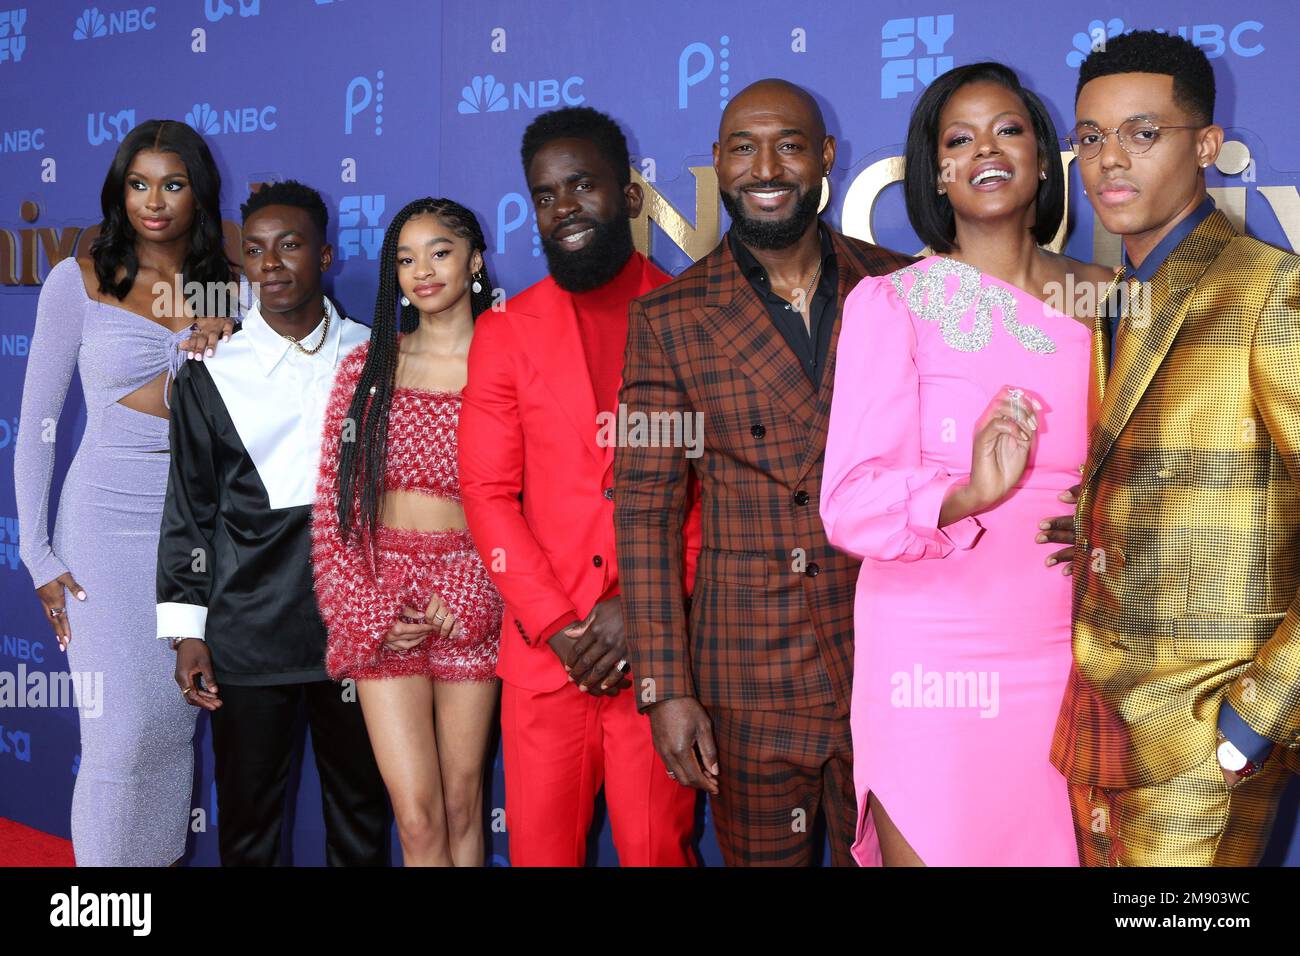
[1216,732,1261,782]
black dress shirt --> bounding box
[728,223,839,388]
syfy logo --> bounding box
[73,5,157,40]
[204,0,258,22]
[678,35,732,109]
[1065,17,1263,66]
[0,7,27,64]
[344,70,384,136]
[87,109,135,146]
[185,102,277,136]
[881,15,954,99]
[0,513,17,571]
[338,194,384,260]
[457,73,585,115]
[0,127,43,152]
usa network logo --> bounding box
[73,5,156,40]
[87,108,135,146]
[457,73,585,115]
[881,15,954,99]
[185,102,277,136]
[1065,17,1263,65]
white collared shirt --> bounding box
[204,297,370,510]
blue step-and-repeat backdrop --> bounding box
[1,0,1297,865]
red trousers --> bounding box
[501,679,697,866]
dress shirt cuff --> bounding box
[1218,698,1275,763]
[156,602,208,642]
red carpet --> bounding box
[0,818,75,867]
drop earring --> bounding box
[471,272,484,294]
[400,295,410,307]
[1039,170,1047,180]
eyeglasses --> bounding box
[1066,119,1202,160]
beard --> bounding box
[720,181,822,250]
[541,207,636,293]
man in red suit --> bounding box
[458,107,699,866]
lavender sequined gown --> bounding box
[14,257,198,865]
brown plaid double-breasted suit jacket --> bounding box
[613,230,912,717]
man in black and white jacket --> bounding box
[156,180,386,866]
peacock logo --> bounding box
[73,7,108,40]
[458,74,508,114]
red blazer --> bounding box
[459,253,700,693]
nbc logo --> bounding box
[73,5,156,41]
[457,72,584,115]
[459,74,507,114]
[186,102,219,134]
[185,102,277,136]
[1066,18,1125,66]
[73,7,107,38]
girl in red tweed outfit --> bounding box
[312,198,502,866]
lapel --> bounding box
[794,232,870,485]
[697,233,819,438]
[517,277,605,470]
[1084,210,1237,485]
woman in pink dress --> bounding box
[821,63,1116,866]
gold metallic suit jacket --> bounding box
[1052,210,1300,787]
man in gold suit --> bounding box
[1053,30,1300,865]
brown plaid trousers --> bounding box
[613,229,910,864]
[1052,212,1300,807]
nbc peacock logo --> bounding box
[185,103,220,135]
[458,74,508,114]
[1066,18,1127,67]
[73,7,108,40]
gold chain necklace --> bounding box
[281,301,331,356]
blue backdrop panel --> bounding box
[1,0,1296,866]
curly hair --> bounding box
[520,106,631,185]
[1076,30,1215,124]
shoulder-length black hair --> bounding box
[90,118,233,307]
[336,197,495,545]
[904,62,1065,253]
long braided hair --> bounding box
[336,197,495,545]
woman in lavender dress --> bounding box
[14,120,235,865]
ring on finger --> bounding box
[616,658,630,674]
[49,606,66,618]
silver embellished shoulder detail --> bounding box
[888,258,1057,355]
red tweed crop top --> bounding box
[319,342,463,503]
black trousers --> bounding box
[210,680,388,866]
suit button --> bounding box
[592,555,603,567]
[793,489,809,506]
[805,562,821,577]
[603,487,614,500]
[751,424,766,438]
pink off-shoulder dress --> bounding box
[820,256,1086,866]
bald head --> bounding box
[720,79,827,143]
[714,78,833,251]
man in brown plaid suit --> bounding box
[612,79,911,865]
[1053,31,1300,865]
